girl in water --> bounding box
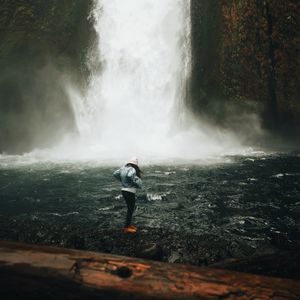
[113,157,143,233]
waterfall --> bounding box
[68,0,240,162]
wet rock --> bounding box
[0,217,299,279]
[269,230,293,250]
[137,243,163,261]
[168,251,181,263]
[137,194,148,202]
[175,203,185,210]
[228,240,255,258]
[210,249,300,280]
[66,234,85,250]
[197,256,208,266]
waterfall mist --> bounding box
[27,0,245,163]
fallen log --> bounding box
[0,240,299,299]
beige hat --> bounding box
[128,157,139,166]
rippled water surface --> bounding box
[0,153,299,242]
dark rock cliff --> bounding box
[190,0,300,142]
[0,0,96,153]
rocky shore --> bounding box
[0,217,299,280]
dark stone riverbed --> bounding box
[0,152,300,278]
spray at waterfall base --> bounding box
[56,0,248,162]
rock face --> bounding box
[0,0,96,153]
[190,0,300,138]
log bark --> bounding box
[0,240,299,300]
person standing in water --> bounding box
[113,157,143,233]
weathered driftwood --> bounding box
[0,241,299,300]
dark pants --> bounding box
[122,190,136,227]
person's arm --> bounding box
[133,175,143,189]
[113,168,121,181]
[127,168,143,189]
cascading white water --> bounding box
[67,0,242,163]
[72,0,190,160]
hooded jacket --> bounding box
[113,165,143,193]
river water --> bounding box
[1,152,299,246]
